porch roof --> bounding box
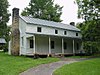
[26,32,82,39]
[20,16,80,32]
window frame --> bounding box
[77,43,79,50]
[64,42,67,49]
[37,27,42,32]
[76,33,78,36]
[21,37,24,46]
[30,39,34,48]
[64,31,67,35]
[51,41,54,49]
[55,29,58,34]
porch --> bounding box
[20,34,82,56]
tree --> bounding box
[76,0,100,54]
[21,0,63,22]
[0,0,10,51]
[77,21,100,54]
[76,0,99,21]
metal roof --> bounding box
[0,38,6,44]
[20,16,80,32]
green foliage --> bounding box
[21,0,63,22]
[0,0,10,51]
[54,58,100,75]
[0,52,59,75]
[77,20,100,54]
[76,0,100,21]
[76,0,100,54]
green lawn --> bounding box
[66,56,93,58]
[0,52,59,75]
[53,58,100,75]
[66,56,84,58]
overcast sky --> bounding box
[8,0,83,25]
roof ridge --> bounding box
[20,16,71,26]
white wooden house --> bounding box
[9,8,82,56]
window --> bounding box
[64,42,67,49]
[30,40,34,48]
[76,33,78,36]
[37,27,42,32]
[21,37,24,46]
[64,31,67,35]
[77,43,79,50]
[51,41,54,49]
[55,30,58,34]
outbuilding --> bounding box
[0,38,6,50]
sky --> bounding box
[8,0,83,25]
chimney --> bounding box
[12,8,19,29]
[11,8,20,55]
[70,22,75,26]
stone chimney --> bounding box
[11,8,20,55]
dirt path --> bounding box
[19,58,88,75]
[20,61,76,75]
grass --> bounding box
[0,52,59,75]
[66,55,92,58]
[53,58,100,75]
[66,56,83,58]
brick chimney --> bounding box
[70,22,75,26]
[11,8,20,55]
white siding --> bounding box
[26,24,82,38]
[64,39,73,54]
[20,36,27,55]
[19,18,27,55]
[19,18,27,37]
[64,39,81,54]
[26,37,34,54]
[35,35,49,54]
[51,37,62,53]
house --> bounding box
[9,8,82,56]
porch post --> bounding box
[33,35,35,54]
[62,38,64,54]
[73,39,75,56]
[49,36,51,55]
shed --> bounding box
[0,38,6,45]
